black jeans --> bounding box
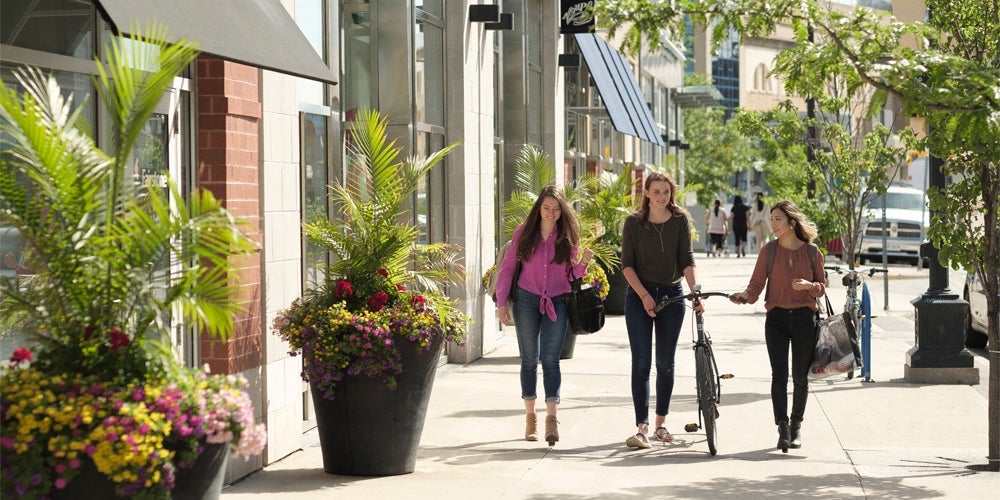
[764,307,818,425]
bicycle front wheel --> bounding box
[695,345,719,455]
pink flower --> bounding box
[109,327,131,349]
[334,279,353,298]
[9,347,32,366]
[377,268,388,278]
[368,291,389,311]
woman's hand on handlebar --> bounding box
[729,291,749,305]
[691,298,705,314]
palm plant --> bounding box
[0,27,265,498]
[0,26,255,380]
[302,108,465,309]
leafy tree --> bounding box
[593,0,1000,470]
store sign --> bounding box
[560,0,595,34]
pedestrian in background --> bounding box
[705,199,729,257]
[750,193,771,250]
[620,172,702,449]
[495,185,593,446]
[730,200,825,452]
[729,195,750,258]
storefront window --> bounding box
[342,2,373,116]
[415,16,444,127]
[301,113,330,289]
[1,0,94,59]
[297,0,326,107]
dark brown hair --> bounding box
[516,185,580,264]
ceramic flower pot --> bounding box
[310,335,444,476]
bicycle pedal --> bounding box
[684,423,699,433]
[720,374,734,379]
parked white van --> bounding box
[859,184,929,266]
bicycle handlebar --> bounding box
[823,265,888,278]
[652,291,735,314]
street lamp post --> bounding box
[905,148,978,384]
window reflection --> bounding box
[1,0,94,59]
[301,113,329,289]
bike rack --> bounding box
[861,282,873,381]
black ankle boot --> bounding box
[777,421,790,452]
[790,424,801,449]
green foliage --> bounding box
[303,108,466,322]
[683,105,757,208]
[0,26,255,382]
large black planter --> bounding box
[172,441,229,500]
[560,330,577,359]
[310,335,444,476]
[603,264,627,315]
[51,441,228,500]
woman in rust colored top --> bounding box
[730,200,825,453]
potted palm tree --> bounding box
[0,27,265,499]
[271,108,468,476]
[577,165,637,315]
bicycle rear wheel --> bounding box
[695,345,719,455]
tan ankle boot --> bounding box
[545,415,559,445]
[525,413,538,441]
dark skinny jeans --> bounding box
[624,282,685,426]
[764,306,818,425]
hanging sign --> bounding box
[560,0,595,34]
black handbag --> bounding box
[567,276,605,334]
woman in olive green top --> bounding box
[620,172,702,449]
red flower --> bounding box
[410,294,426,309]
[109,327,131,350]
[83,325,96,341]
[334,279,353,298]
[396,284,406,291]
[9,347,32,366]
[377,268,389,278]
[368,291,389,311]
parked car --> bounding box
[859,184,929,266]
[964,271,990,349]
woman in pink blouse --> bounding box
[730,200,826,452]
[495,186,593,446]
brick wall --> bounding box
[196,58,263,374]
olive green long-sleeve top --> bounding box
[621,212,695,287]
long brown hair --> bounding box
[516,185,580,264]
[771,200,818,243]
[637,171,687,223]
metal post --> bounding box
[906,151,977,383]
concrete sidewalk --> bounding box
[222,255,996,499]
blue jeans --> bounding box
[624,282,685,425]
[512,287,568,403]
[765,307,818,425]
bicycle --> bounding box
[823,265,888,381]
[653,290,735,456]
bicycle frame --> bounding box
[654,291,732,455]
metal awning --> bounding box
[95,0,337,84]
[574,33,664,146]
[671,85,722,108]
